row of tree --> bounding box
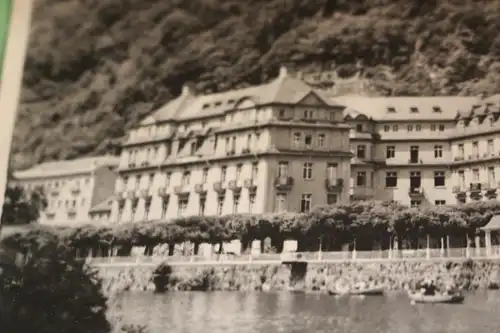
[3,200,500,255]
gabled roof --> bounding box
[335,95,478,121]
[89,196,114,213]
[482,215,500,231]
[14,156,119,179]
[147,67,343,123]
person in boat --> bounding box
[419,278,437,296]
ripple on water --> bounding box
[110,291,500,333]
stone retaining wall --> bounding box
[97,259,500,295]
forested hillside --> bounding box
[13,0,500,168]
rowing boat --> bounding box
[328,286,385,296]
[407,291,465,304]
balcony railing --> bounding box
[243,179,257,192]
[469,182,482,192]
[213,181,226,194]
[85,246,498,267]
[157,187,168,197]
[274,176,294,191]
[174,185,189,195]
[194,183,206,194]
[126,190,137,199]
[325,178,343,192]
[228,180,241,192]
[408,187,424,197]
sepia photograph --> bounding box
[2,0,500,332]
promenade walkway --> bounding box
[87,246,500,267]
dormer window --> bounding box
[356,124,363,132]
[410,107,418,113]
[214,101,222,107]
[227,99,235,104]
[304,110,314,119]
[432,106,441,113]
[202,103,210,109]
[387,107,396,113]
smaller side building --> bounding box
[13,156,119,225]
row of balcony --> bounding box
[50,186,82,197]
[115,177,345,200]
[452,182,500,193]
[274,177,344,193]
[115,179,259,200]
[453,151,500,162]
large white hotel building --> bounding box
[14,67,500,225]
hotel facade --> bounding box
[109,67,353,223]
[339,94,500,207]
[13,156,119,225]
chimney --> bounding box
[181,82,196,96]
[278,66,288,79]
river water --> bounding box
[112,291,500,333]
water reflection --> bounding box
[112,291,500,333]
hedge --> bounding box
[2,200,500,254]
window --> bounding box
[356,124,363,132]
[488,140,494,155]
[144,197,152,220]
[225,137,231,152]
[326,163,338,180]
[488,167,496,187]
[410,200,421,208]
[178,198,188,216]
[435,200,446,206]
[249,194,256,213]
[304,134,312,148]
[221,166,227,182]
[392,125,398,132]
[202,168,209,183]
[182,172,190,186]
[190,142,197,155]
[246,134,251,149]
[356,172,366,187]
[438,124,445,131]
[356,145,366,159]
[131,199,139,219]
[252,163,258,179]
[434,171,445,187]
[410,107,418,113]
[387,107,396,113]
[304,110,314,119]
[458,144,464,158]
[434,145,443,158]
[431,124,437,131]
[148,173,154,188]
[231,136,236,151]
[385,172,398,188]
[472,141,479,156]
[415,124,422,131]
[317,134,325,148]
[276,193,287,212]
[327,194,337,205]
[236,164,242,179]
[433,106,441,113]
[292,133,301,147]
[458,170,465,188]
[217,196,224,215]
[300,193,312,213]
[472,168,480,182]
[407,124,413,132]
[278,109,285,118]
[386,146,395,159]
[199,197,206,215]
[303,163,313,180]
[384,125,390,132]
[278,161,289,177]
[233,195,240,214]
